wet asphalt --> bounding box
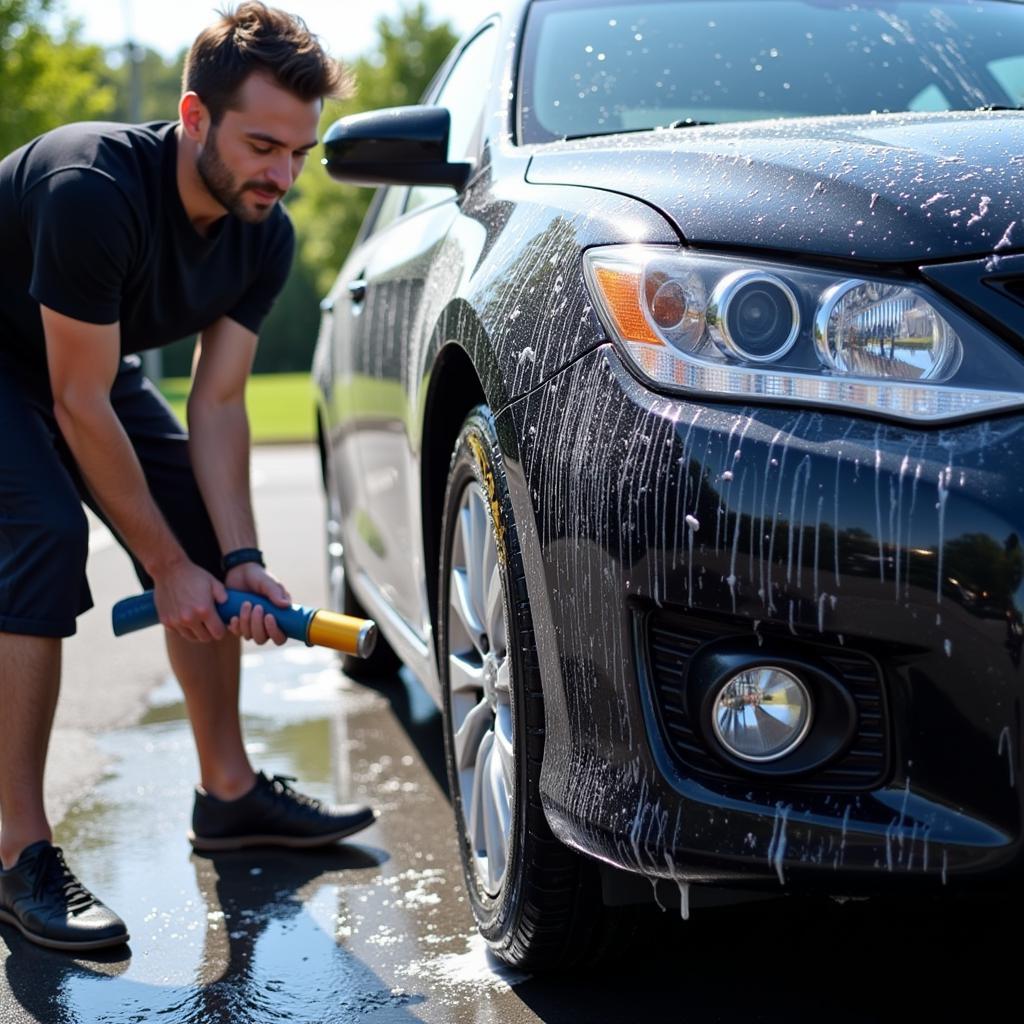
[0,448,1018,1023]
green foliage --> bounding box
[250,3,458,374]
[0,0,116,155]
[160,373,315,442]
[253,251,322,373]
[292,2,459,295]
[99,44,186,124]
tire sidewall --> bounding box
[438,407,531,949]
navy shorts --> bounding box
[0,355,223,638]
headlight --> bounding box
[814,280,961,381]
[583,245,1024,422]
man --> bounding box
[0,3,373,953]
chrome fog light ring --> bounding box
[711,665,814,763]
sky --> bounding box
[60,0,485,60]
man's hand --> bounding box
[224,563,292,645]
[153,559,229,642]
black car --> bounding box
[313,0,1024,968]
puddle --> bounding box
[1,646,534,1024]
[2,646,1017,1024]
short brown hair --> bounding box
[183,2,352,122]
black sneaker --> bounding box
[188,772,376,851]
[0,841,129,952]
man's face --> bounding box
[195,72,321,224]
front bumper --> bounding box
[499,344,1024,889]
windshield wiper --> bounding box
[974,104,1024,112]
[667,117,718,128]
[559,118,718,142]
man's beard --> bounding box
[196,127,282,224]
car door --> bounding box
[322,185,408,594]
[340,23,500,644]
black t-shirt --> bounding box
[0,120,294,386]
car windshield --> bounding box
[519,0,1024,142]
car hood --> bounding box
[525,111,1024,264]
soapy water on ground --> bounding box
[0,645,538,1024]
[1,643,1020,1024]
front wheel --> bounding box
[438,407,602,969]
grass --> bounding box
[160,373,315,444]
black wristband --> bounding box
[222,547,265,572]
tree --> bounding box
[294,1,459,294]
[0,0,115,155]
[98,43,186,124]
[251,3,458,373]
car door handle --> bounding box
[348,279,367,303]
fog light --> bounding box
[711,667,812,762]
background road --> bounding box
[1,446,1017,1023]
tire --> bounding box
[438,406,601,969]
[324,452,402,679]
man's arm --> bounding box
[42,306,228,642]
[187,315,290,644]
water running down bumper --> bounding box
[500,344,1023,888]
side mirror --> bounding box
[322,105,471,190]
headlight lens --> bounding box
[712,667,812,763]
[709,271,800,364]
[815,280,961,381]
[583,246,1024,422]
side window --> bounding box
[989,55,1024,105]
[440,24,499,162]
[366,185,408,238]
[407,24,499,213]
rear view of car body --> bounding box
[314,0,1024,946]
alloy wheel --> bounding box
[446,480,514,896]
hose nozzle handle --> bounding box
[112,589,378,658]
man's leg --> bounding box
[167,615,374,851]
[0,370,128,950]
[0,634,60,869]
[165,628,256,801]
[0,368,92,870]
[97,362,254,799]
[0,627,128,950]
[0,629,128,952]
[109,360,374,849]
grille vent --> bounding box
[988,277,1024,308]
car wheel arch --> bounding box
[421,340,489,660]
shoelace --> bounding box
[31,846,95,915]
[266,774,326,813]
